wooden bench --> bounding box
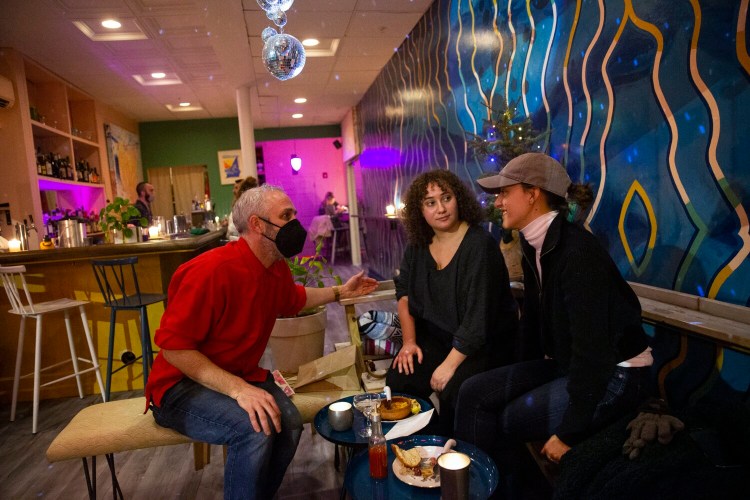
[46,390,360,499]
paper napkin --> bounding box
[384,408,434,441]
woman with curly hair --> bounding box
[386,170,518,435]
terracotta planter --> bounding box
[268,307,327,374]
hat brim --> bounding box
[476,173,522,193]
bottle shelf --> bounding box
[38,176,105,190]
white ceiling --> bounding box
[0,0,434,128]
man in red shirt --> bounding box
[146,185,377,500]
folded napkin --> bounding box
[385,408,434,441]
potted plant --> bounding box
[99,197,148,243]
[269,240,343,373]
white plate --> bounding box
[392,445,441,488]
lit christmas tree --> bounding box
[466,98,548,168]
[468,99,548,240]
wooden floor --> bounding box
[0,261,393,500]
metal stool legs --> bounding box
[103,306,154,401]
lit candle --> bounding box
[385,205,396,216]
[148,226,160,239]
[8,238,21,252]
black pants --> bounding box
[386,331,487,436]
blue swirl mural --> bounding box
[356,0,749,403]
[358,0,749,305]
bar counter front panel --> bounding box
[0,230,225,404]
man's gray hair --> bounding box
[232,184,285,235]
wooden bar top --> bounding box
[0,229,226,265]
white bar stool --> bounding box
[0,265,105,434]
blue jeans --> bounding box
[151,375,302,500]
[454,359,647,480]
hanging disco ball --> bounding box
[257,0,294,12]
[262,33,306,81]
[266,8,287,28]
[261,26,277,43]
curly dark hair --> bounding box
[401,170,483,246]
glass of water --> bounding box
[352,393,381,438]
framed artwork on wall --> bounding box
[217,149,243,185]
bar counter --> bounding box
[0,230,225,405]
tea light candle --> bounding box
[385,204,396,217]
[8,238,21,252]
[148,226,160,239]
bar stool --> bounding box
[0,265,105,434]
[91,257,167,400]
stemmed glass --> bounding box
[353,393,381,438]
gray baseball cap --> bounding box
[476,153,571,198]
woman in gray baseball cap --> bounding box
[455,153,652,494]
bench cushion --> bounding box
[47,390,362,463]
[46,397,192,462]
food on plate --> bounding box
[419,456,437,479]
[411,399,421,415]
[391,444,422,468]
[381,396,413,420]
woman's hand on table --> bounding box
[393,342,423,375]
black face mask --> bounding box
[259,217,307,258]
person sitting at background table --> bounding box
[134,181,154,225]
[319,191,346,216]
[226,176,258,241]
[145,184,378,500]
[386,170,518,436]
[455,153,652,497]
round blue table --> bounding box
[314,394,434,499]
[344,435,499,499]
[313,393,433,447]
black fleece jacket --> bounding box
[519,213,649,445]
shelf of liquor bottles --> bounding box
[35,149,102,186]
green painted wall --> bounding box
[139,119,341,217]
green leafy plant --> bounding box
[284,239,343,317]
[99,197,147,239]
[287,239,342,288]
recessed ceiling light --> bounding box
[73,19,147,41]
[294,97,307,104]
[292,113,303,119]
[133,73,182,86]
[179,102,191,107]
[151,72,167,79]
[101,19,122,30]
[302,38,320,47]
[165,103,203,112]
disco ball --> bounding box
[261,26,277,43]
[257,0,294,12]
[266,8,287,28]
[262,33,306,81]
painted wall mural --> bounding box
[358,0,749,306]
[355,0,749,402]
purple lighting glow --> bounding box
[359,148,401,169]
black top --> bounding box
[519,213,650,444]
[133,199,152,225]
[396,225,518,365]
